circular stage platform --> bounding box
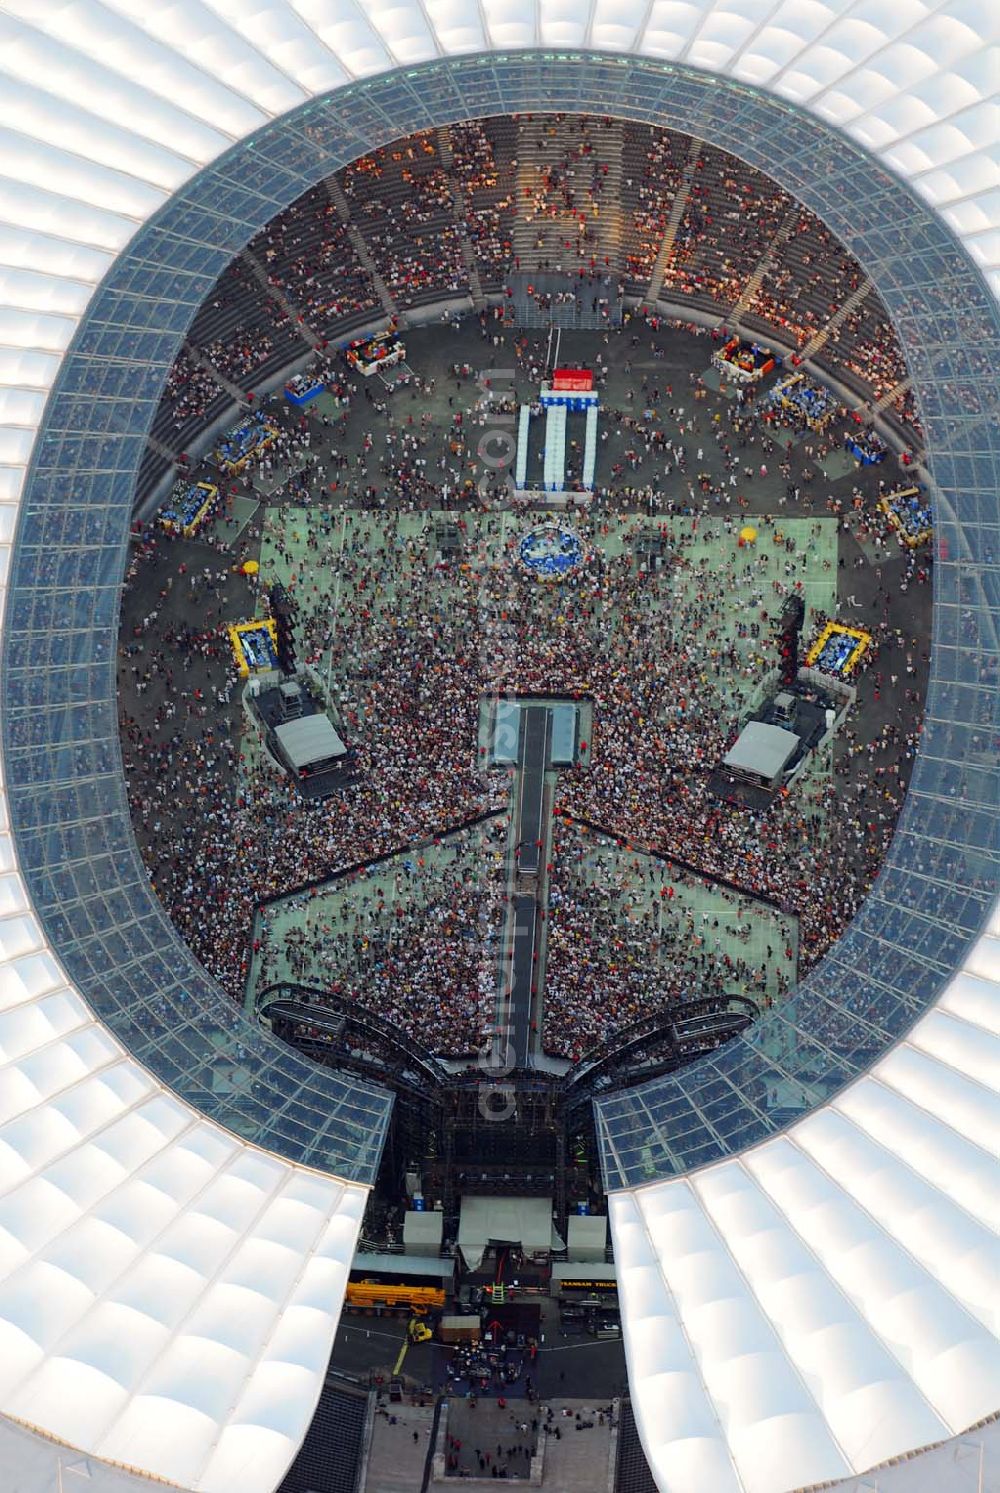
[517,521,588,582]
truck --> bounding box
[437,1314,481,1345]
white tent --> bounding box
[274,714,347,769]
[722,720,799,784]
[458,1197,564,1272]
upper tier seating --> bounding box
[144,117,921,473]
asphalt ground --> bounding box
[331,1296,627,1403]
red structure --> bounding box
[552,368,593,392]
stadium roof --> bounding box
[0,6,995,1492]
[0,955,369,1492]
[611,926,1000,1492]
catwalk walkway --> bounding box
[501,704,552,1067]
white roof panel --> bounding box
[0,972,368,1492]
[612,922,1000,1492]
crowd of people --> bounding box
[255,182,381,331]
[341,130,469,307]
[160,351,224,427]
[660,151,795,306]
[542,827,793,1060]
[202,325,276,384]
[159,113,919,441]
[121,310,928,1064]
[186,253,296,387]
[252,821,508,1054]
[518,114,618,262]
[622,125,685,283]
[449,117,517,277]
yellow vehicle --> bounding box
[407,1318,433,1344]
[345,1281,446,1314]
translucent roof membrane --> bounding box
[609,901,1000,1493]
[0,940,370,1493]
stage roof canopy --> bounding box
[275,714,347,769]
[723,720,799,780]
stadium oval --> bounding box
[5,52,998,1191]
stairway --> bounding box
[323,173,401,324]
[145,431,185,465]
[730,205,801,322]
[438,125,486,310]
[240,247,322,349]
[512,115,625,273]
[800,276,873,360]
[646,135,703,302]
[594,117,625,269]
[873,375,911,415]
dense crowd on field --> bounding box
[122,311,927,1060]
[254,821,509,1054]
[542,826,795,1061]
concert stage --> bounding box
[709,681,838,810]
[247,677,356,799]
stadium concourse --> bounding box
[0,21,997,1493]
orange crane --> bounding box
[345,1280,446,1314]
